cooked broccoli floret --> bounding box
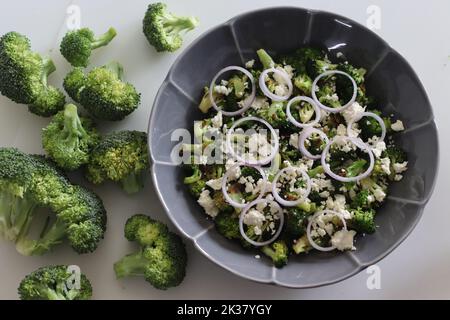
[187,180,206,198]
[306,58,337,79]
[60,27,117,67]
[0,32,65,116]
[384,145,407,164]
[114,214,187,290]
[294,73,313,94]
[279,47,325,74]
[86,130,149,194]
[143,2,199,52]
[212,191,233,213]
[0,148,107,256]
[284,207,309,240]
[42,104,99,170]
[214,211,240,240]
[18,265,92,300]
[351,189,372,209]
[337,63,366,86]
[349,208,376,234]
[261,240,289,268]
[257,101,292,131]
[183,164,202,184]
[63,61,141,121]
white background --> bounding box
[0,0,448,300]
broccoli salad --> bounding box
[182,47,408,268]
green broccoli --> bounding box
[63,61,141,121]
[114,214,187,290]
[384,145,407,164]
[284,207,309,240]
[187,179,206,198]
[18,265,92,300]
[60,27,117,67]
[294,73,313,94]
[351,189,372,209]
[256,49,275,69]
[256,101,292,131]
[279,47,325,74]
[0,32,65,116]
[0,148,107,255]
[337,63,366,86]
[86,130,149,194]
[306,58,337,79]
[143,2,199,52]
[349,208,376,234]
[183,163,202,184]
[42,104,99,170]
[261,240,289,268]
[214,211,240,240]
[212,191,233,214]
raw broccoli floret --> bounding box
[0,148,107,256]
[64,61,141,121]
[60,27,117,67]
[18,265,92,300]
[86,130,149,194]
[114,214,187,290]
[261,240,289,268]
[349,208,376,234]
[0,32,65,116]
[42,104,99,170]
[143,2,199,52]
[63,68,85,102]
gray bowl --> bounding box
[148,7,439,288]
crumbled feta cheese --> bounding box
[245,59,255,68]
[380,157,391,175]
[214,85,231,96]
[206,178,222,191]
[331,230,356,251]
[254,226,262,235]
[336,124,347,136]
[393,161,408,173]
[391,120,405,132]
[319,190,330,198]
[274,84,289,97]
[368,136,386,158]
[253,178,272,195]
[373,187,386,202]
[342,102,365,123]
[197,190,218,218]
[255,254,261,259]
[326,195,352,219]
[225,159,241,180]
[250,96,269,110]
[211,112,223,128]
[394,174,403,181]
[336,52,344,58]
[243,208,266,227]
[289,133,299,148]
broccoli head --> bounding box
[114,214,187,290]
[63,61,141,121]
[383,145,407,164]
[214,211,240,240]
[279,47,325,74]
[256,101,292,131]
[143,2,199,52]
[261,240,289,268]
[42,104,99,170]
[0,148,107,256]
[284,207,309,240]
[60,27,117,67]
[349,208,376,234]
[0,32,65,116]
[351,189,372,209]
[18,265,92,300]
[86,130,149,194]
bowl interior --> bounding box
[149,7,438,288]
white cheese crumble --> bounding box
[289,133,299,148]
[368,136,386,158]
[211,112,223,128]
[391,120,405,132]
[342,102,365,124]
[331,230,356,251]
[243,208,266,227]
[373,187,386,202]
[245,59,255,68]
[336,124,347,136]
[214,85,231,96]
[197,190,218,218]
[206,178,222,191]
[250,96,269,110]
[380,157,391,175]
[393,161,408,173]
[225,159,241,181]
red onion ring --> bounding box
[311,70,357,113]
[239,198,284,247]
[347,111,386,141]
[306,210,348,252]
[271,166,311,206]
[209,66,256,116]
[321,136,375,182]
[258,67,293,101]
[298,127,330,160]
[221,164,267,209]
[286,96,321,128]
[226,116,279,166]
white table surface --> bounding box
[0,0,448,300]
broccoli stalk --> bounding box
[60,27,117,67]
[256,49,275,69]
[143,2,199,52]
[261,240,289,268]
[114,214,187,290]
